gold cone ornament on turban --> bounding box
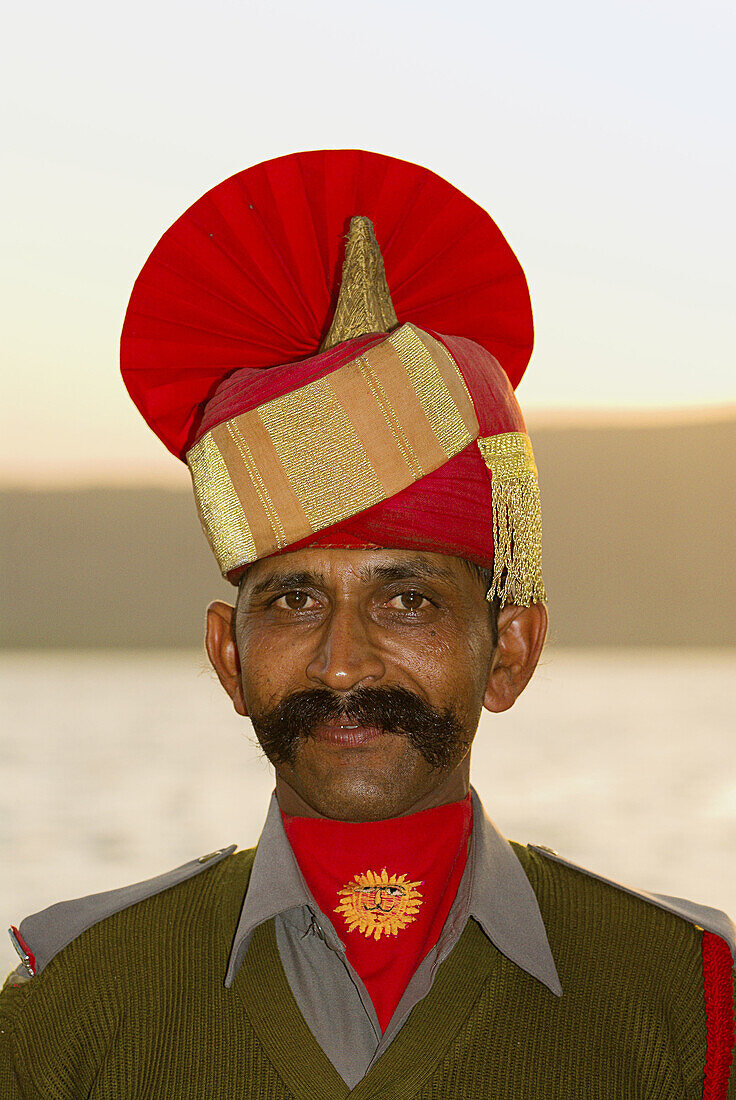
[320,216,399,352]
[121,150,545,606]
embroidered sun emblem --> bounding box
[335,869,424,940]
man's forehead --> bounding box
[241,548,465,596]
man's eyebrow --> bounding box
[246,570,326,600]
[244,558,457,600]
[358,559,457,585]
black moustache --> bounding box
[251,686,468,771]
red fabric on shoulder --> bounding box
[282,796,472,1032]
[702,930,735,1099]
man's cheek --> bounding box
[241,661,288,703]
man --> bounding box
[1,150,734,1097]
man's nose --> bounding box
[305,602,385,691]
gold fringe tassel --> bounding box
[477,432,546,607]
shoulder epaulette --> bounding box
[529,844,736,965]
[8,845,236,978]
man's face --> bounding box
[232,548,497,821]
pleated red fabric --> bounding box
[121,150,533,460]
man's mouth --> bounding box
[252,685,466,769]
[312,718,384,746]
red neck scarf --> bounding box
[282,795,473,1031]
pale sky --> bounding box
[2,0,734,484]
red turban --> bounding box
[121,150,545,605]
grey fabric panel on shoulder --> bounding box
[13,845,236,975]
[530,845,736,965]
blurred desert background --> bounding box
[3,412,734,649]
[2,0,734,977]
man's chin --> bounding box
[281,784,420,823]
[274,745,444,822]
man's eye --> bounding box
[388,590,429,612]
[274,590,316,611]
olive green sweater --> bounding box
[0,845,731,1098]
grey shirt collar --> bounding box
[225,786,562,997]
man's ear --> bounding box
[205,601,248,716]
[483,602,548,714]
